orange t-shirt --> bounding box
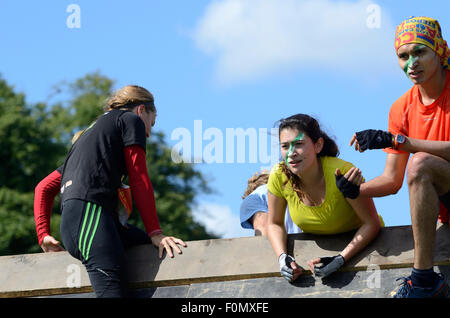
[384,70,450,223]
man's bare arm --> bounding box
[359,152,410,197]
[400,137,450,161]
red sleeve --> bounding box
[439,203,449,224]
[34,170,61,245]
[124,145,162,237]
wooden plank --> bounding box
[291,224,450,271]
[0,252,91,297]
[0,224,449,297]
[125,235,279,289]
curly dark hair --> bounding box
[276,114,339,200]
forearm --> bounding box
[267,222,288,259]
[34,170,61,245]
[400,137,450,161]
[124,145,162,236]
[359,152,409,198]
[131,178,162,236]
[340,221,380,262]
[342,195,381,262]
[267,192,289,259]
[34,188,53,244]
[359,174,401,197]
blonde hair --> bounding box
[71,130,84,144]
[242,170,271,199]
[105,85,155,113]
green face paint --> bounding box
[403,55,418,76]
[402,44,426,78]
[285,132,304,165]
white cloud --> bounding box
[192,0,397,84]
[192,202,252,238]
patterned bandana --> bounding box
[395,16,449,69]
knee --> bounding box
[406,152,434,186]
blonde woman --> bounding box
[35,85,186,297]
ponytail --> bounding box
[318,130,339,157]
[105,85,155,113]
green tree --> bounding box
[0,188,61,255]
[138,131,215,240]
[0,72,217,256]
[0,79,66,191]
[44,71,115,144]
[0,76,66,254]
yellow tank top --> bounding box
[268,156,384,234]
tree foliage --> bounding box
[0,72,216,256]
[0,80,66,191]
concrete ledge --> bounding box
[1,224,449,298]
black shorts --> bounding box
[60,199,151,297]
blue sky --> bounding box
[1,0,448,238]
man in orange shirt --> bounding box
[349,16,449,298]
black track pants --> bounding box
[60,199,151,297]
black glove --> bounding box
[335,173,360,199]
[314,255,345,278]
[355,129,393,151]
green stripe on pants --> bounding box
[85,206,101,261]
[78,202,102,261]
[78,202,92,258]
[81,204,97,259]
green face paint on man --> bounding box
[285,132,304,165]
[402,44,427,78]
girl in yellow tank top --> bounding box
[267,114,384,282]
